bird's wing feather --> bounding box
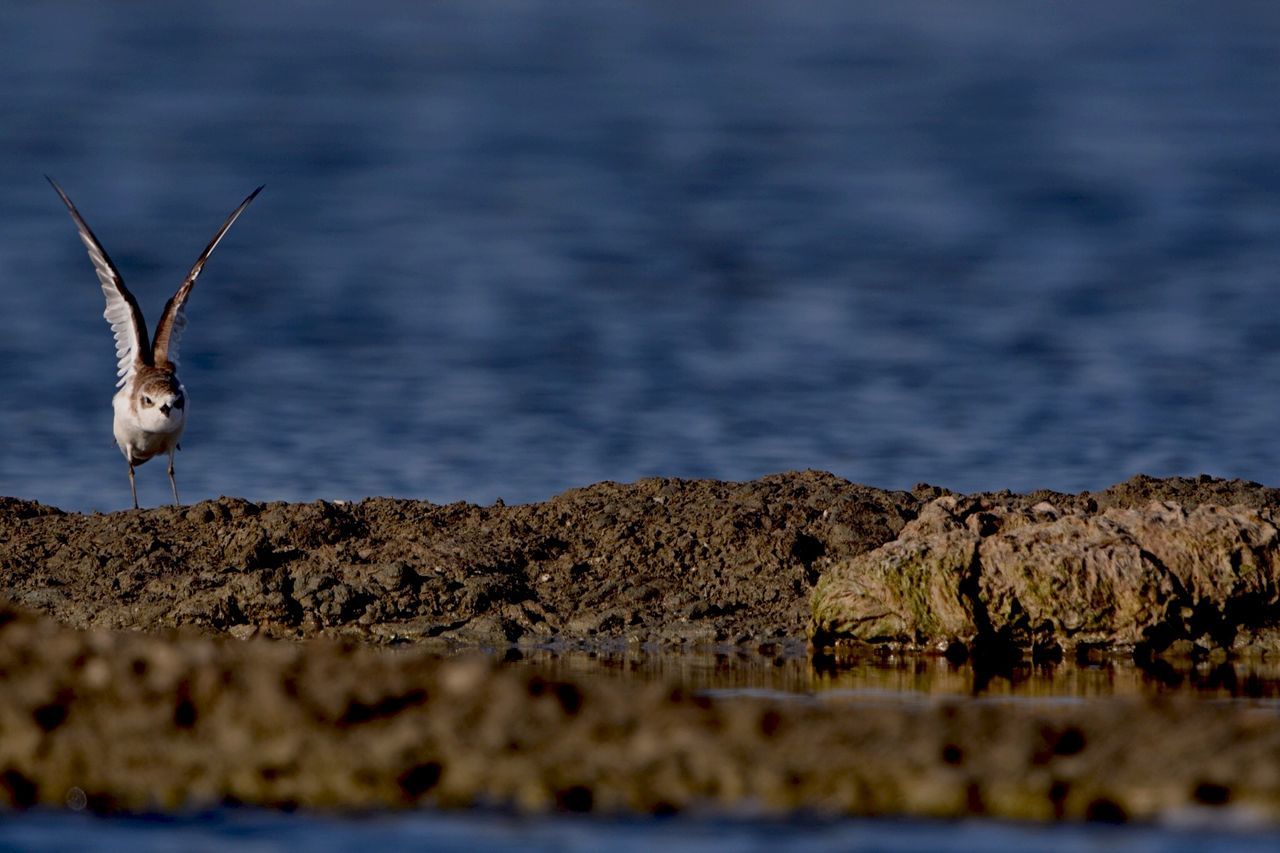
[152,185,263,369]
[46,176,151,387]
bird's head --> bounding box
[135,373,187,430]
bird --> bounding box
[47,177,262,509]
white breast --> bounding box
[112,387,186,464]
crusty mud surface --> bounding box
[2,472,919,645]
[5,471,1279,648]
[5,471,1280,821]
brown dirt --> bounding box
[5,471,1278,648]
[1,471,919,646]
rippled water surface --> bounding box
[4,810,1280,853]
[4,2,1280,511]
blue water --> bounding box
[1,810,1277,853]
[3,2,1280,511]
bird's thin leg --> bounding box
[128,461,138,510]
[167,450,180,507]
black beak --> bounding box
[160,404,171,416]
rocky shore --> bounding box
[3,471,1280,821]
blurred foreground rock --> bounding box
[2,602,1280,820]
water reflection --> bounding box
[500,645,1280,703]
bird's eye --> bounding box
[173,396,185,409]
[141,396,153,407]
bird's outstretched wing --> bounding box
[152,185,263,370]
[46,176,152,387]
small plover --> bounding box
[47,177,262,508]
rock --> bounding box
[0,601,1278,820]
[813,498,1280,656]
[228,624,258,641]
[811,526,979,645]
[975,511,1177,648]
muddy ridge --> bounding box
[6,471,1280,649]
[2,472,916,645]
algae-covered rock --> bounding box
[812,498,979,645]
[976,512,1176,648]
[813,499,1280,655]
